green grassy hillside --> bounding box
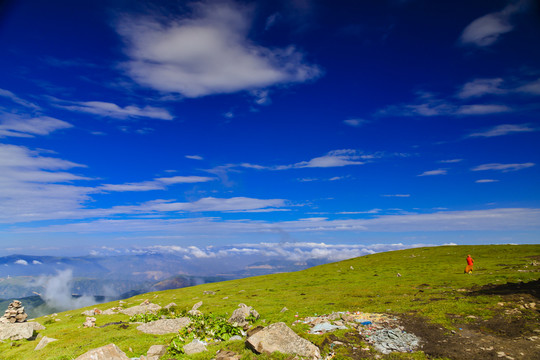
[1,244,538,359]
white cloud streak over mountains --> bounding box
[468,124,536,138]
[115,0,321,97]
[471,162,535,172]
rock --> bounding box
[29,322,46,331]
[228,303,260,327]
[34,336,57,350]
[246,322,320,360]
[82,310,95,316]
[136,318,191,335]
[146,344,167,360]
[203,291,216,295]
[229,335,243,341]
[2,300,28,323]
[183,339,207,355]
[83,317,96,328]
[280,307,288,313]
[120,303,162,316]
[164,302,177,309]
[74,343,130,359]
[215,350,242,360]
[0,322,35,340]
[188,300,203,316]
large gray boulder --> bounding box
[0,322,35,340]
[74,343,130,360]
[136,318,190,335]
[246,322,320,360]
[183,339,207,355]
[120,303,162,316]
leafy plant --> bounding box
[129,312,160,323]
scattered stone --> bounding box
[309,322,347,334]
[228,303,260,328]
[0,322,35,340]
[120,302,162,316]
[223,296,229,299]
[366,328,420,354]
[280,307,288,313]
[246,322,320,360]
[102,307,122,315]
[136,318,190,335]
[74,343,130,360]
[203,291,216,295]
[83,317,96,328]
[146,344,167,360]
[34,336,57,350]
[82,309,96,316]
[188,301,203,316]
[397,273,402,277]
[164,302,177,309]
[183,339,207,355]
[215,350,242,360]
[3,300,28,323]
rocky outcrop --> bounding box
[246,322,320,360]
[83,317,96,328]
[228,303,259,328]
[188,301,203,316]
[120,302,162,316]
[3,300,28,323]
[74,343,130,360]
[146,344,167,360]
[0,322,35,340]
[34,336,58,350]
[136,317,190,335]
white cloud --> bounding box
[0,88,40,109]
[292,149,365,168]
[459,1,528,47]
[438,159,463,163]
[471,162,535,172]
[32,260,42,264]
[14,259,28,265]
[458,78,506,98]
[116,0,321,97]
[343,118,366,127]
[99,175,216,192]
[418,169,447,176]
[517,78,540,95]
[381,194,410,197]
[476,179,499,183]
[467,124,535,137]
[24,208,540,235]
[59,101,173,120]
[186,155,204,160]
[456,104,511,115]
[0,114,72,138]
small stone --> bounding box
[280,307,288,313]
[34,336,58,351]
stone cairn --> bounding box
[3,300,28,323]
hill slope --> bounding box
[1,244,539,360]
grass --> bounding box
[0,244,538,359]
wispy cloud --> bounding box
[381,194,410,197]
[0,114,72,138]
[438,159,463,164]
[418,169,447,176]
[455,104,511,115]
[471,162,535,172]
[100,175,216,192]
[467,124,536,138]
[186,155,204,160]
[476,179,499,183]
[517,78,540,95]
[457,78,506,98]
[459,0,529,47]
[343,118,367,127]
[58,101,173,120]
[0,88,40,110]
[115,0,321,97]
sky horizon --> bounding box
[1,0,539,258]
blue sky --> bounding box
[0,0,539,259]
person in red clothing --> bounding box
[465,254,474,274]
